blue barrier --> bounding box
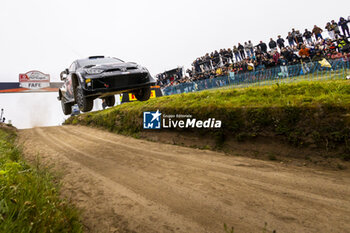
[163,59,350,96]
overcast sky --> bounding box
[0,0,349,128]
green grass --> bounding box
[0,127,82,233]
[66,80,350,156]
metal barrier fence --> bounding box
[162,59,350,96]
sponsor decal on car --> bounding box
[143,110,222,129]
[129,90,156,101]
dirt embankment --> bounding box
[65,81,350,162]
[19,125,350,233]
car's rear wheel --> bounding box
[134,87,151,101]
[61,98,72,115]
[76,85,94,112]
[105,95,115,107]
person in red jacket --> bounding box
[299,45,310,57]
[299,45,311,74]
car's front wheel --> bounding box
[134,87,151,101]
[75,85,94,112]
[61,98,72,115]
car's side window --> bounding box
[69,62,76,72]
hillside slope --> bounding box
[65,80,350,160]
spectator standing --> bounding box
[325,22,335,39]
[272,50,280,64]
[248,40,254,57]
[278,55,288,77]
[331,20,341,36]
[277,35,285,49]
[176,68,183,79]
[226,49,233,63]
[303,29,313,44]
[338,17,350,37]
[299,44,311,73]
[238,43,246,59]
[213,50,220,68]
[193,59,201,73]
[219,49,226,64]
[233,45,241,62]
[258,41,268,53]
[269,38,277,51]
[286,32,295,46]
[291,28,297,40]
[244,42,252,58]
[295,30,304,44]
[312,25,323,40]
[204,53,212,70]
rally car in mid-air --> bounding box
[58,56,156,115]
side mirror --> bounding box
[60,69,69,81]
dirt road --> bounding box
[19,126,350,233]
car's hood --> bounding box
[88,62,139,70]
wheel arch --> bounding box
[71,73,83,101]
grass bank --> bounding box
[65,80,350,160]
[0,125,82,232]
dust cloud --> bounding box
[0,92,120,129]
[0,92,66,129]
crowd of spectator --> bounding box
[157,16,350,88]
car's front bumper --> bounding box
[82,70,155,98]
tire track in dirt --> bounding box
[19,125,350,233]
[60,126,350,209]
[34,127,206,233]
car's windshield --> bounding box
[77,57,124,68]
